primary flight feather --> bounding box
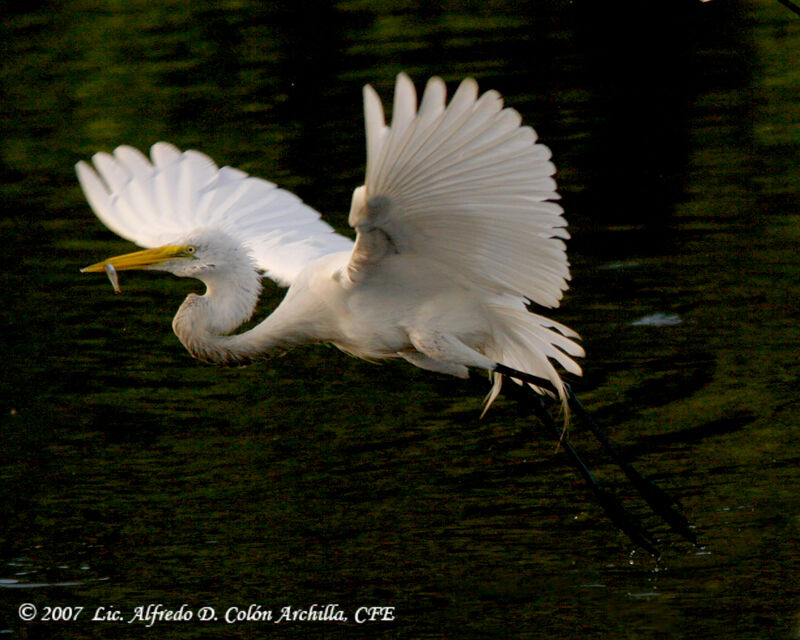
[79,73,584,412]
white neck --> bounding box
[172,266,299,366]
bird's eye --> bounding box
[185,245,197,255]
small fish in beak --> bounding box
[104,262,121,293]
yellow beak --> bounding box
[82,245,194,294]
[81,245,192,273]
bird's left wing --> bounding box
[77,142,353,286]
[346,74,569,308]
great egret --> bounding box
[79,73,693,553]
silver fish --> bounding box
[104,262,121,294]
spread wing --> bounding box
[76,142,353,286]
[346,73,569,308]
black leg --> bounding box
[776,0,800,18]
[529,397,660,556]
[494,363,696,547]
[494,363,558,395]
[564,384,697,544]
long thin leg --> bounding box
[776,0,800,18]
[494,363,558,396]
[529,396,659,556]
[564,385,697,544]
[494,363,696,545]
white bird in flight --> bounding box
[79,73,694,554]
[80,73,583,412]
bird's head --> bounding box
[81,228,259,292]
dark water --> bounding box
[2,1,799,638]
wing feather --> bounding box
[77,143,353,285]
[90,152,129,192]
[349,73,569,308]
[150,141,182,167]
[363,85,389,175]
[113,145,153,180]
[76,160,131,240]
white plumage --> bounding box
[79,73,584,412]
[77,143,352,286]
[357,75,569,307]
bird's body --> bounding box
[170,243,491,367]
[291,251,492,365]
[172,233,538,396]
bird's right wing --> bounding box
[77,143,353,286]
[346,73,569,308]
